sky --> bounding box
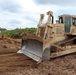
[0,0,76,30]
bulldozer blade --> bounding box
[17,36,50,63]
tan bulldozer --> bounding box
[17,11,76,63]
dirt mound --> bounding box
[0,37,76,75]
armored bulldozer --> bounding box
[18,11,76,63]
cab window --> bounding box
[72,18,76,26]
[59,17,63,23]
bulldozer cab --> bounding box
[59,15,76,35]
[59,16,71,33]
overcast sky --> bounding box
[0,0,76,30]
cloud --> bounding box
[9,20,21,25]
[0,0,21,13]
[24,16,38,23]
[33,0,76,6]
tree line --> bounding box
[0,28,37,38]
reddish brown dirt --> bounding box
[0,36,76,75]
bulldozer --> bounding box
[17,11,76,63]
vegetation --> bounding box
[0,28,6,31]
[0,28,37,38]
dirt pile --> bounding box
[0,36,76,75]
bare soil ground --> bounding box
[0,36,76,75]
